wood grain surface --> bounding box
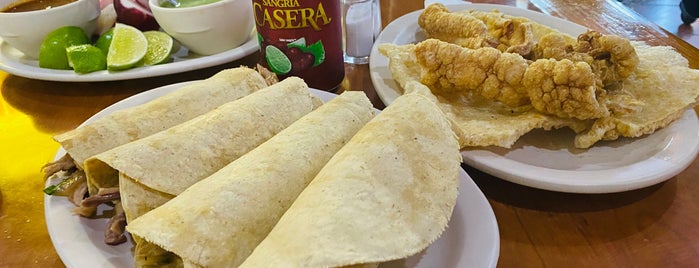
[1,0,697,267]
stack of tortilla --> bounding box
[84,77,321,266]
[127,86,461,267]
[84,77,319,215]
[52,67,269,194]
[126,91,376,267]
[239,84,461,267]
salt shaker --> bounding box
[342,0,381,64]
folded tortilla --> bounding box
[238,86,461,267]
[55,66,267,174]
[85,77,320,218]
[85,77,320,267]
[126,91,376,268]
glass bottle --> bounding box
[252,0,345,92]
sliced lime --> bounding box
[94,28,114,56]
[142,31,174,66]
[39,26,91,70]
[107,23,148,71]
[265,45,291,74]
[67,44,107,74]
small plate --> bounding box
[0,34,258,82]
[368,3,699,193]
[45,82,500,267]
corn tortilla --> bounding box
[125,91,376,267]
[239,86,461,267]
[85,77,320,218]
[54,67,268,194]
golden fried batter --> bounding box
[574,42,699,148]
[378,43,587,148]
[382,6,698,149]
[531,31,640,88]
[411,39,610,120]
[420,4,640,90]
[418,4,498,49]
[575,31,640,86]
[464,9,535,55]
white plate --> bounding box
[45,82,500,268]
[369,3,699,193]
[0,34,258,82]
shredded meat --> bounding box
[105,202,127,245]
[67,173,89,206]
[256,64,279,86]
[81,187,121,207]
[41,154,77,179]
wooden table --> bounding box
[1,0,698,267]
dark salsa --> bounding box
[1,0,76,12]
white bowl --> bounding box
[0,0,100,59]
[149,0,254,55]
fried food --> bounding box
[420,4,640,89]
[379,42,588,148]
[419,4,569,55]
[464,9,536,55]
[379,4,694,149]
[574,42,699,148]
[418,3,498,49]
[396,39,611,120]
[531,31,640,88]
[379,40,699,149]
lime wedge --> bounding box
[107,23,148,71]
[94,28,114,56]
[265,45,291,74]
[66,44,107,74]
[142,31,174,66]
[39,26,91,70]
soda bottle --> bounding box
[252,0,345,92]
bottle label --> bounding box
[253,0,345,91]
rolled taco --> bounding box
[126,91,376,267]
[85,77,320,217]
[86,77,321,266]
[239,85,461,267]
[54,66,268,175]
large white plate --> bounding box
[369,4,699,194]
[45,82,500,268]
[0,34,258,82]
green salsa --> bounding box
[160,0,221,8]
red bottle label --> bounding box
[253,0,345,91]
